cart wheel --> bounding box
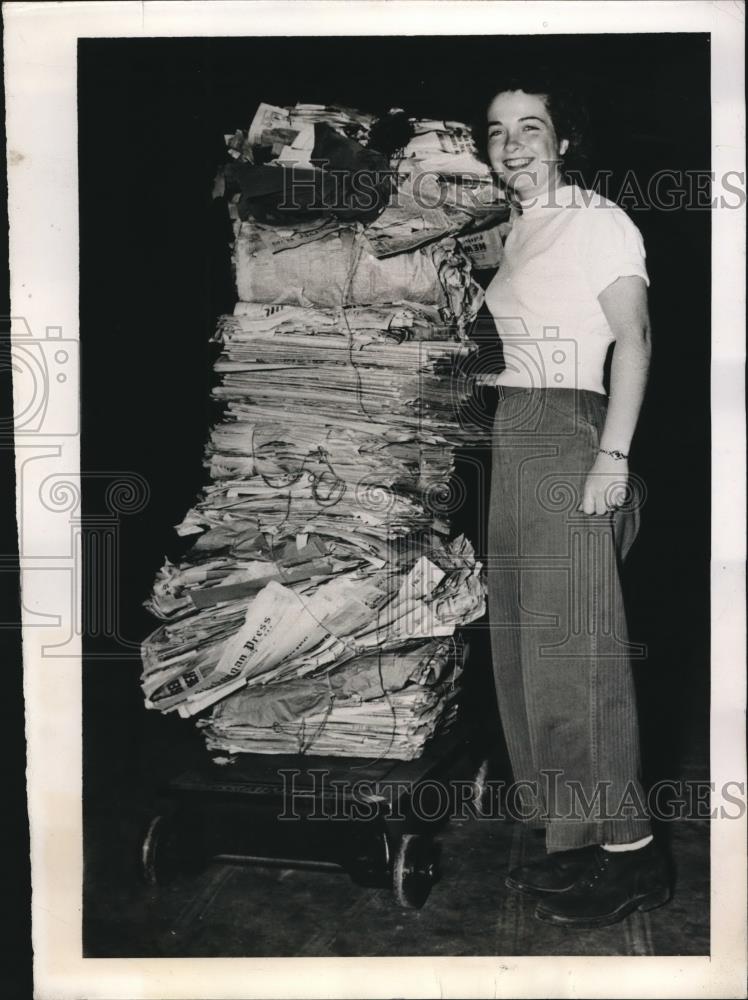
[141,811,207,886]
[142,814,170,885]
[471,757,491,815]
[346,829,391,889]
[392,833,439,909]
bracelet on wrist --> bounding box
[598,448,629,461]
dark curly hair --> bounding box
[473,68,589,181]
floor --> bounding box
[83,658,710,958]
[84,810,708,958]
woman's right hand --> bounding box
[578,453,629,516]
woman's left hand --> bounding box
[578,453,629,516]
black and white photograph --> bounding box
[4,2,746,997]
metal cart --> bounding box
[141,723,488,909]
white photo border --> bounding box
[5,2,746,997]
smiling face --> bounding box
[486,90,569,200]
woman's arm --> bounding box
[579,275,652,516]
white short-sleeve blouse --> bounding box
[484,184,649,394]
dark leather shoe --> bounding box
[505,846,598,897]
[535,843,671,928]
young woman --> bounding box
[476,73,671,928]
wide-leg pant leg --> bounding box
[487,390,546,824]
[487,388,652,852]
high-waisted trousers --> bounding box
[487,386,652,853]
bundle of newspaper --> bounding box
[141,535,484,719]
[210,303,478,447]
[366,118,507,261]
[232,222,484,332]
[226,102,378,163]
[198,638,465,759]
[220,102,508,264]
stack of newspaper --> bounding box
[141,100,493,759]
[199,638,465,760]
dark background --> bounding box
[78,35,711,842]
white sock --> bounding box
[601,835,653,853]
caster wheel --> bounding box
[142,814,174,886]
[392,833,439,909]
[141,811,207,886]
[471,757,491,814]
[346,830,391,889]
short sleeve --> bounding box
[579,202,650,297]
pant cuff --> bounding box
[545,818,652,854]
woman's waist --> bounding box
[490,329,611,391]
[491,369,607,395]
[489,382,607,401]
[483,378,609,433]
